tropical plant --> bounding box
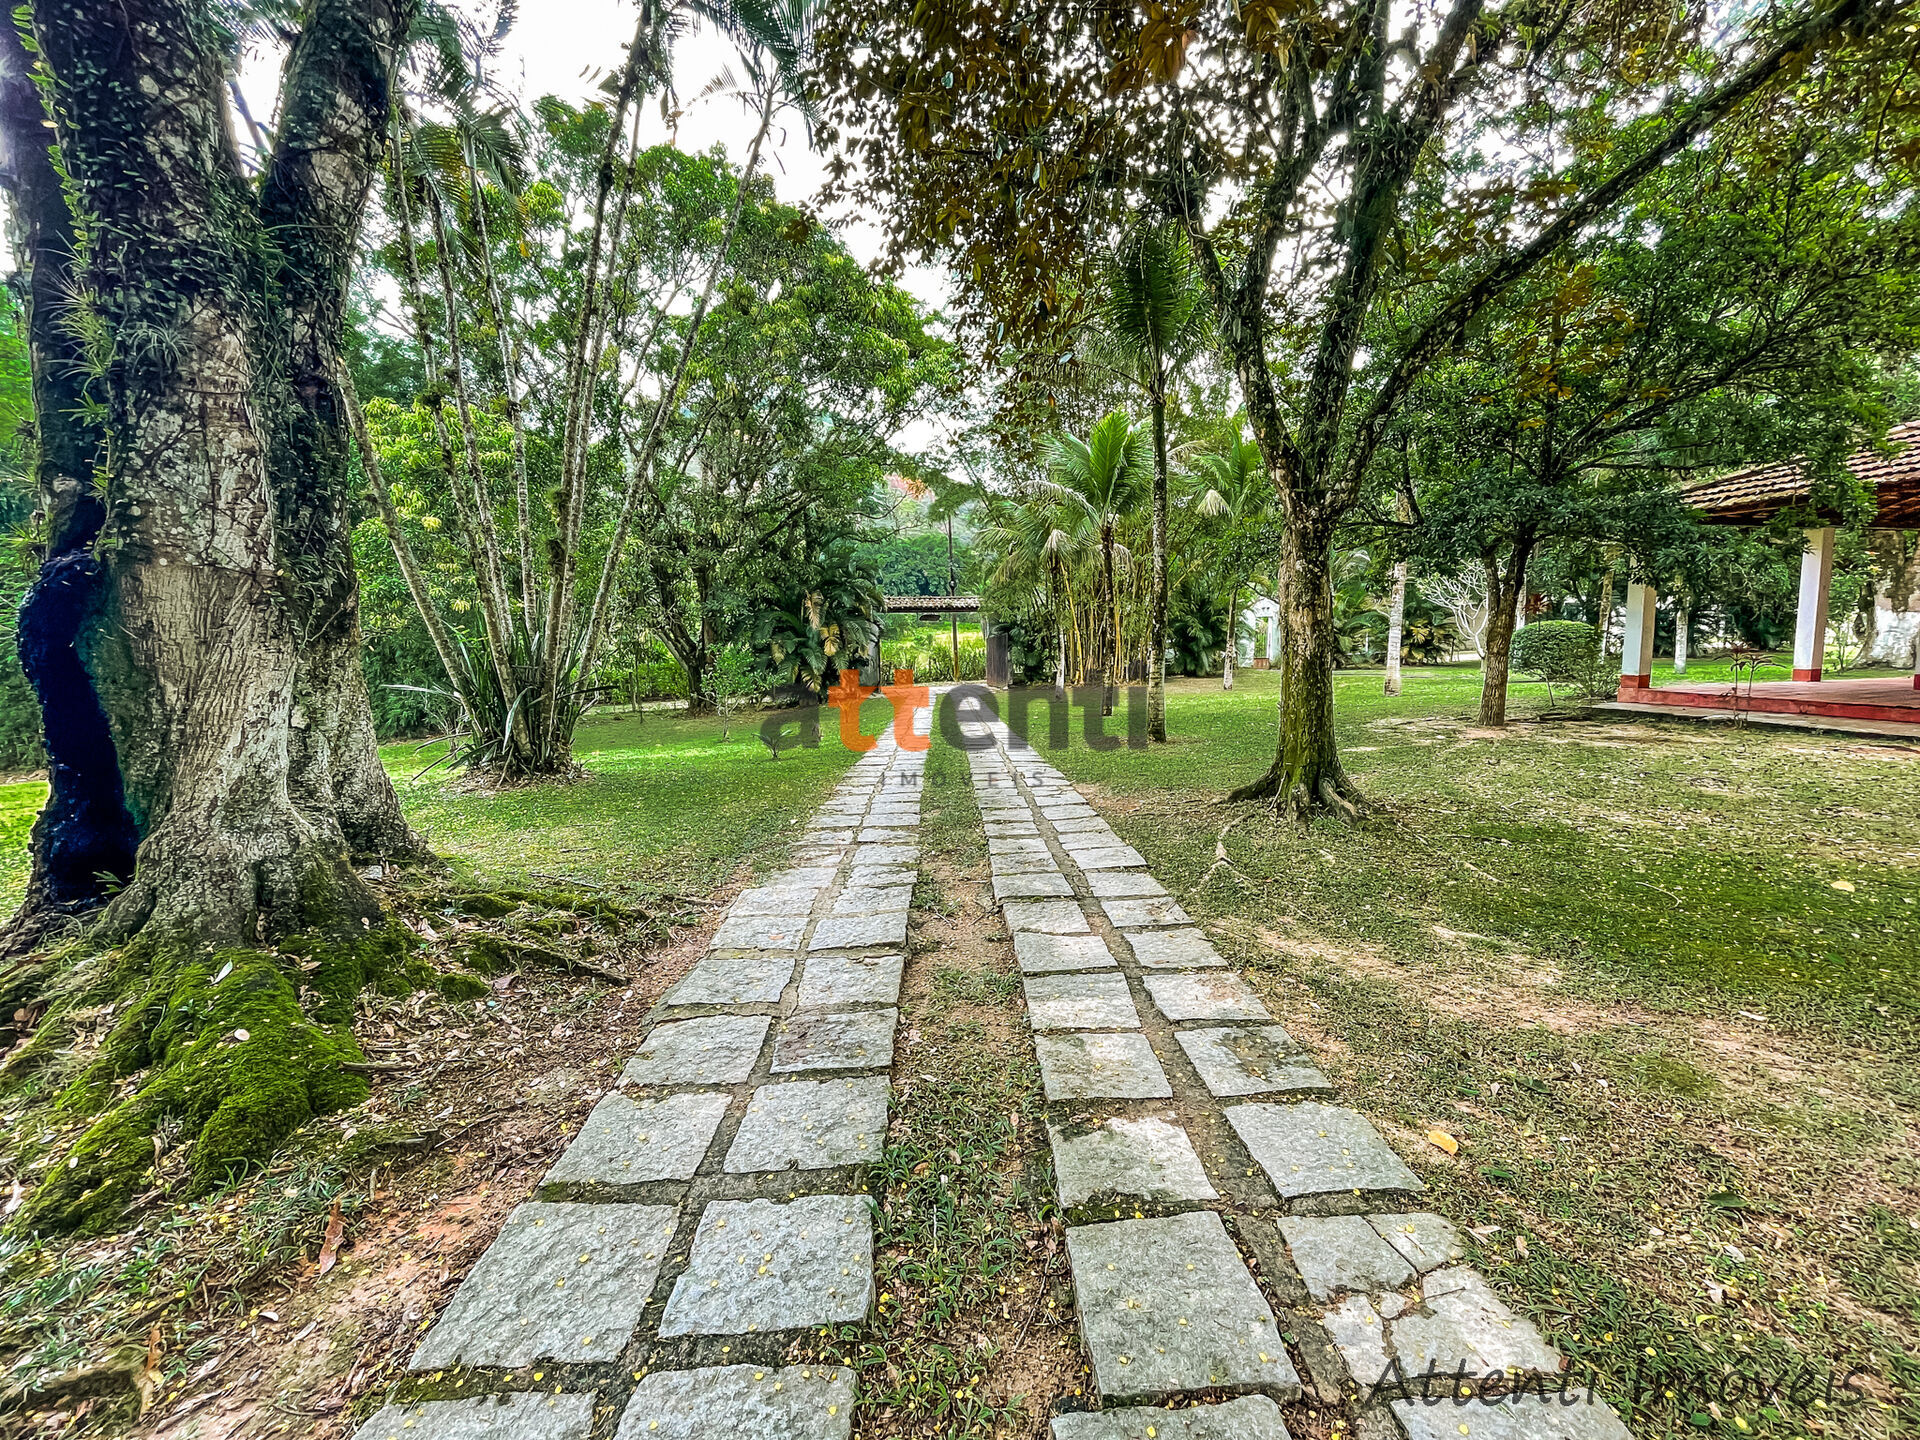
[1040,411,1149,710]
[1190,422,1274,690]
[1089,223,1212,739]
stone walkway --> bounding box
[353,697,1637,1440]
[958,706,1636,1440]
[354,715,926,1440]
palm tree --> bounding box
[1192,422,1272,690]
[1044,411,1149,712]
[1091,224,1212,740]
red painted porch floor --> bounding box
[1601,674,1920,738]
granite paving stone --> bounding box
[353,1393,596,1440]
[1015,931,1118,973]
[1005,899,1092,934]
[989,837,1051,855]
[709,914,806,952]
[1369,1213,1465,1272]
[725,1077,888,1172]
[1024,972,1140,1030]
[1102,897,1192,928]
[1390,1266,1561,1375]
[731,886,829,917]
[1051,817,1118,837]
[1321,1293,1388,1386]
[830,884,913,916]
[1049,1397,1289,1440]
[851,843,918,865]
[991,851,1064,875]
[1086,871,1169,899]
[994,871,1077,899]
[846,864,915,888]
[1035,1032,1173,1100]
[796,951,904,1009]
[1143,971,1271,1021]
[1224,1101,1424,1199]
[1389,1393,1633,1440]
[624,1015,771,1086]
[664,951,795,1006]
[1066,845,1149,870]
[615,1365,854,1440]
[1124,929,1228,969]
[772,1009,898,1072]
[802,828,855,844]
[1050,1115,1219,1207]
[985,821,1041,838]
[658,1195,874,1336]
[543,1090,730,1185]
[1175,1027,1333,1097]
[809,912,909,951]
[1276,1214,1416,1300]
[790,844,848,866]
[1066,1212,1300,1403]
[857,827,916,842]
[410,1202,675,1369]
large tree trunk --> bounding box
[1383,558,1408,696]
[6,0,419,1233]
[1147,396,1169,741]
[1229,506,1358,817]
[1477,539,1532,727]
[1673,605,1690,675]
[265,1,426,860]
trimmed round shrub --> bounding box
[1511,620,1600,690]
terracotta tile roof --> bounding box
[1686,420,1920,527]
[883,594,981,612]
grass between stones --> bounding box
[1018,667,1918,1440]
[837,732,1079,1437]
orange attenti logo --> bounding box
[826,669,930,751]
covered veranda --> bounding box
[1612,421,1920,732]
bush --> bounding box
[1512,620,1600,692]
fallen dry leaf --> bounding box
[1514,1234,1530,1259]
[1426,1128,1460,1155]
[135,1322,163,1415]
[316,1197,346,1276]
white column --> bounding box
[1673,607,1689,676]
[1266,614,1280,667]
[1792,527,1836,681]
[1618,581,1657,693]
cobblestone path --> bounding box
[354,699,1637,1440]
[960,706,1636,1440]
[353,717,926,1440]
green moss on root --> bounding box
[21,926,416,1235]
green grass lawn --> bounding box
[0,780,44,911]
[380,703,883,902]
[1014,665,1918,1438]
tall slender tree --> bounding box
[1089,224,1211,741]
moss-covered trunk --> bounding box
[1228,505,1357,817]
[2,0,422,1233]
[0,22,137,935]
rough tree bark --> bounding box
[1,0,422,1232]
[1221,582,1239,690]
[0,22,137,938]
[1383,558,1408,695]
[1229,503,1358,817]
[1477,537,1533,727]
